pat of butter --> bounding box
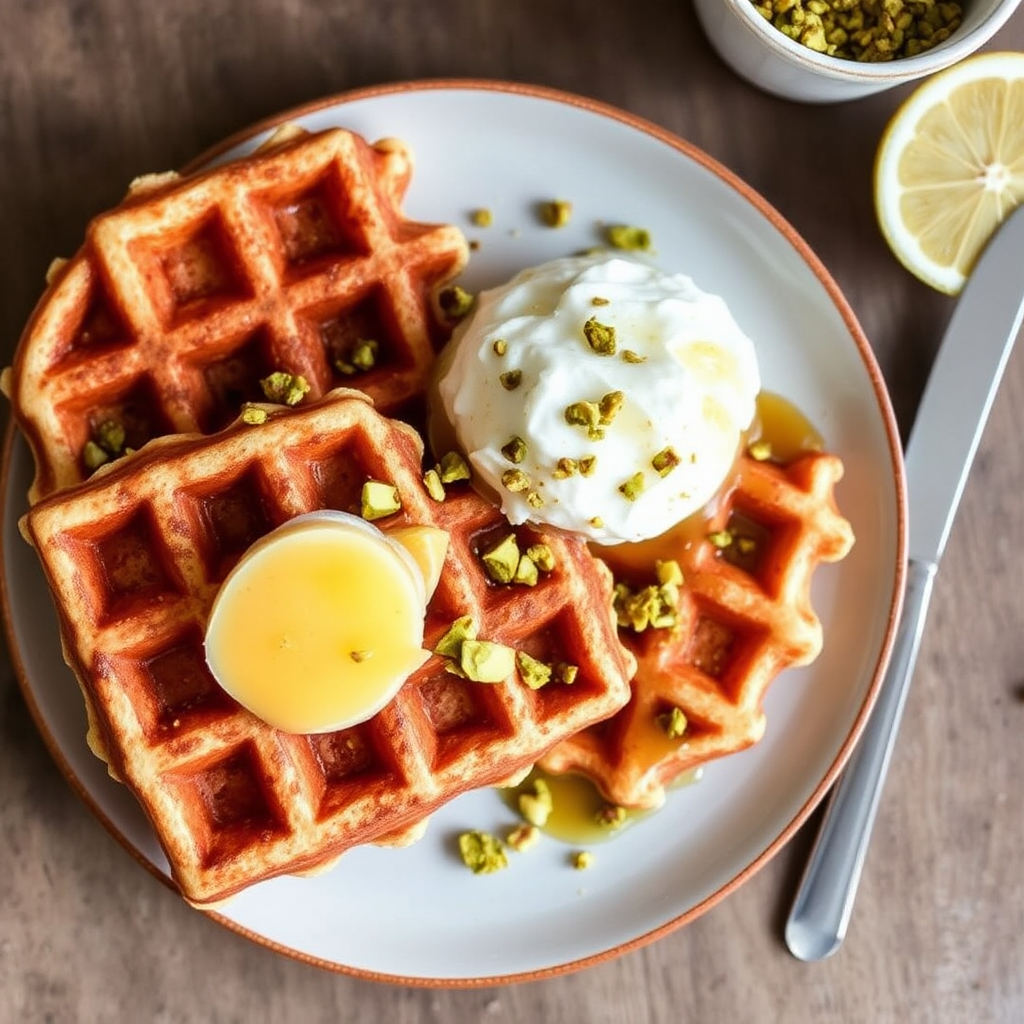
[204,511,449,734]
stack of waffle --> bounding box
[5,122,854,904]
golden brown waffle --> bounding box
[7,126,468,505]
[539,452,855,810]
[22,390,634,906]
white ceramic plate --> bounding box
[1,81,905,984]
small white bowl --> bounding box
[694,0,1024,103]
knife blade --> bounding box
[785,202,1024,962]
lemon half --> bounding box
[875,51,1024,295]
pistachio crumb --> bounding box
[506,823,540,852]
[349,650,372,663]
[652,446,681,477]
[526,544,555,572]
[259,371,310,406]
[748,439,772,461]
[492,338,508,357]
[518,778,553,827]
[460,639,515,683]
[360,480,402,521]
[656,559,683,587]
[501,468,531,493]
[439,450,471,483]
[539,199,572,227]
[621,349,646,364]
[553,662,578,685]
[658,706,688,739]
[481,534,521,584]
[499,369,523,391]
[470,208,493,228]
[598,390,624,426]
[95,420,126,454]
[501,435,527,464]
[707,529,734,549]
[595,804,627,829]
[618,472,645,502]
[606,224,651,251]
[82,441,109,471]
[513,553,539,587]
[573,851,594,870]
[516,650,553,689]
[591,295,610,306]
[423,468,446,502]
[589,516,604,529]
[458,831,508,874]
[578,455,597,477]
[241,404,269,426]
[434,615,478,658]
[439,285,474,320]
[553,457,578,479]
[335,338,378,375]
[583,317,617,356]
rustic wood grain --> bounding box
[2,1,1023,1021]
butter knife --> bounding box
[785,202,1024,962]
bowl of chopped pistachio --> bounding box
[693,0,1023,103]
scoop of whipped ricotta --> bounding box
[435,253,761,545]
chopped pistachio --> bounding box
[539,199,572,227]
[439,285,474,319]
[737,536,758,555]
[651,446,681,477]
[506,823,540,852]
[335,338,379,375]
[95,419,126,454]
[240,404,269,425]
[578,455,597,477]
[443,661,468,678]
[423,467,446,502]
[553,457,577,479]
[591,296,610,306]
[595,804,627,829]
[438,451,471,483]
[606,224,651,251]
[658,706,688,739]
[501,468,531,493]
[564,401,604,441]
[526,490,544,509]
[82,441,109,471]
[434,615,478,657]
[460,639,515,682]
[501,435,527,464]
[458,831,508,874]
[470,208,493,227]
[481,533,521,584]
[512,554,539,587]
[526,543,555,572]
[492,338,508,357]
[655,559,683,587]
[748,439,772,461]
[553,662,578,685]
[621,349,646,364]
[614,579,679,632]
[518,778,553,827]
[516,650,553,689]
[598,390,624,425]
[360,480,401,521]
[259,371,310,406]
[582,317,616,356]
[349,650,373,663]
[589,516,603,529]
[618,471,645,502]
[573,850,594,870]
[499,370,523,391]
[707,529,734,549]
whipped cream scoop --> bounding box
[436,253,761,545]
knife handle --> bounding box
[784,557,936,962]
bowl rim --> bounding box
[715,0,1024,82]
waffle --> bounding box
[6,125,468,505]
[21,390,635,906]
[539,451,855,810]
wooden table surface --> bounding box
[2,2,1023,1021]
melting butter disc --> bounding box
[204,511,447,734]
